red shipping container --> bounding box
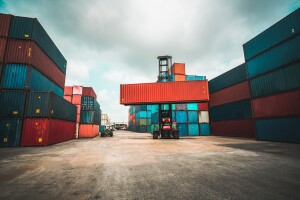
[0,38,7,62]
[72,95,82,105]
[120,80,209,105]
[5,39,65,88]
[76,105,81,114]
[252,89,300,119]
[171,63,185,75]
[21,118,76,146]
[76,114,80,123]
[79,124,99,138]
[73,86,83,95]
[63,95,72,103]
[82,87,97,98]
[211,119,255,138]
[209,81,251,107]
[174,74,186,81]
[0,14,11,37]
[198,102,209,111]
[64,86,73,96]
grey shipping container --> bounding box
[175,104,187,110]
[210,99,252,121]
[250,61,300,98]
[0,90,26,118]
[209,63,247,93]
[80,110,101,124]
[9,16,67,74]
[244,8,300,60]
[0,119,22,147]
[26,91,76,121]
[246,34,300,79]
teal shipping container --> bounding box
[151,105,158,113]
[0,119,22,147]
[81,96,100,112]
[0,90,26,118]
[99,125,105,132]
[80,111,101,124]
[200,124,211,136]
[250,62,300,98]
[147,111,151,118]
[186,75,206,81]
[177,123,188,136]
[255,117,300,143]
[176,111,187,123]
[209,64,247,93]
[246,34,300,78]
[210,99,252,121]
[147,105,152,111]
[188,111,198,123]
[151,112,159,124]
[9,16,67,73]
[187,103,198,110]
[26,91,76,121]
[136,111,147,119]
[243,8,300,60]
[188,124,199,136]
[1,64,63,97]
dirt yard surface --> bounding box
[0,131,299,200]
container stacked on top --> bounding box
[243,8,300,143]
[64,86,101,138]
[0,14,76,146]
[208,64,255,138]
[128,105,151,133]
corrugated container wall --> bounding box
[0,90,26,118]
[0,14,11,37]
[0,38,7,62]
[82,87,97,98]
[0,119,22,147]
[211,120,255,138]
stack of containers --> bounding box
[0,14,76,146]
[64,86,101,138]
[209,64,255,138]
[243,8,300,143]
[127,105,152,133]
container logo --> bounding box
[38,138,42,143]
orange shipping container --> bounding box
[120,80,209,105]
[174,74,186,81]
[72,95,82,105]
[63,95,72,103]
[64,86,72,96]
[79,124,99,138]
[171,63,185,75]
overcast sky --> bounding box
[0,0,299,122]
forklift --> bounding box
[152,55,179,139]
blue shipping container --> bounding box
[151,112,159,124]
[188,111,198,123]
[186,75,206,81]
[0,90,26,118]
[187,103,198,111]
[0,119,22,147]
[178,123,188,136]
[80,110,101,124]
[81,96,100,112]
[176,111,187,123]
[200,124,211,136]
[188,124,199,136]
[255,117,300,143]
[151,105,158,113]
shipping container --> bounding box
[255,117,300,143]
[135,105,147,112]
[250,62,300,98]
[243,8,300,60]
[120,80,209,105]
[199,111,209,123]
[63,95,72,103]
[72,95,82,105]
[151,105,158,113]
[0,38,6,62]
[200,124,211,136]
[136,111,147,119]
[81,96,100,112]
[1,64,63,96]
[188,124,199,136]
[198,102,209,111]
[246,34,300,78]
[73,86,83,95]
[0,13,11,37]
[21,118,75,146]
[252,89,300,119]
[211,119,255,138]
[5,39,65,88]
[0,119,22,147]
[187,103,198,110]
[78,124,99,138]
[99,125,106,132]
[0,90,26,118]
[210,99,252,121]
[209,81,251,107]
[188,111,198,123]
[26,91,76,121]
[186,75,206,81]
[80,111,100,124]
[9,16,67,73]
[176,111,187,123]
[174,74,186,81]
[82,87,97,98]
[209,63,247,93]
[175,104,185,110]
[171,63,185,75]
[177,123,188,136]
[64,86,72,96]
[151,112,159,124]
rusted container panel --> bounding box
[174,74,186,81]
[171,63,185,75]
[63,95,72,103]
[79,124,99,138]
[5,39,65,88]
[0,38,7,62]
[198,102,209,111]
[211,119,255,138]
[64,86,72,96]
[252,89,300,119]
[209,81,251,107]
[21,118,76,146]
[73,86,83,95]
[72,95,82,105]
[120,80,209,105]
[0,14,11,37]
[82,87,97,98]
